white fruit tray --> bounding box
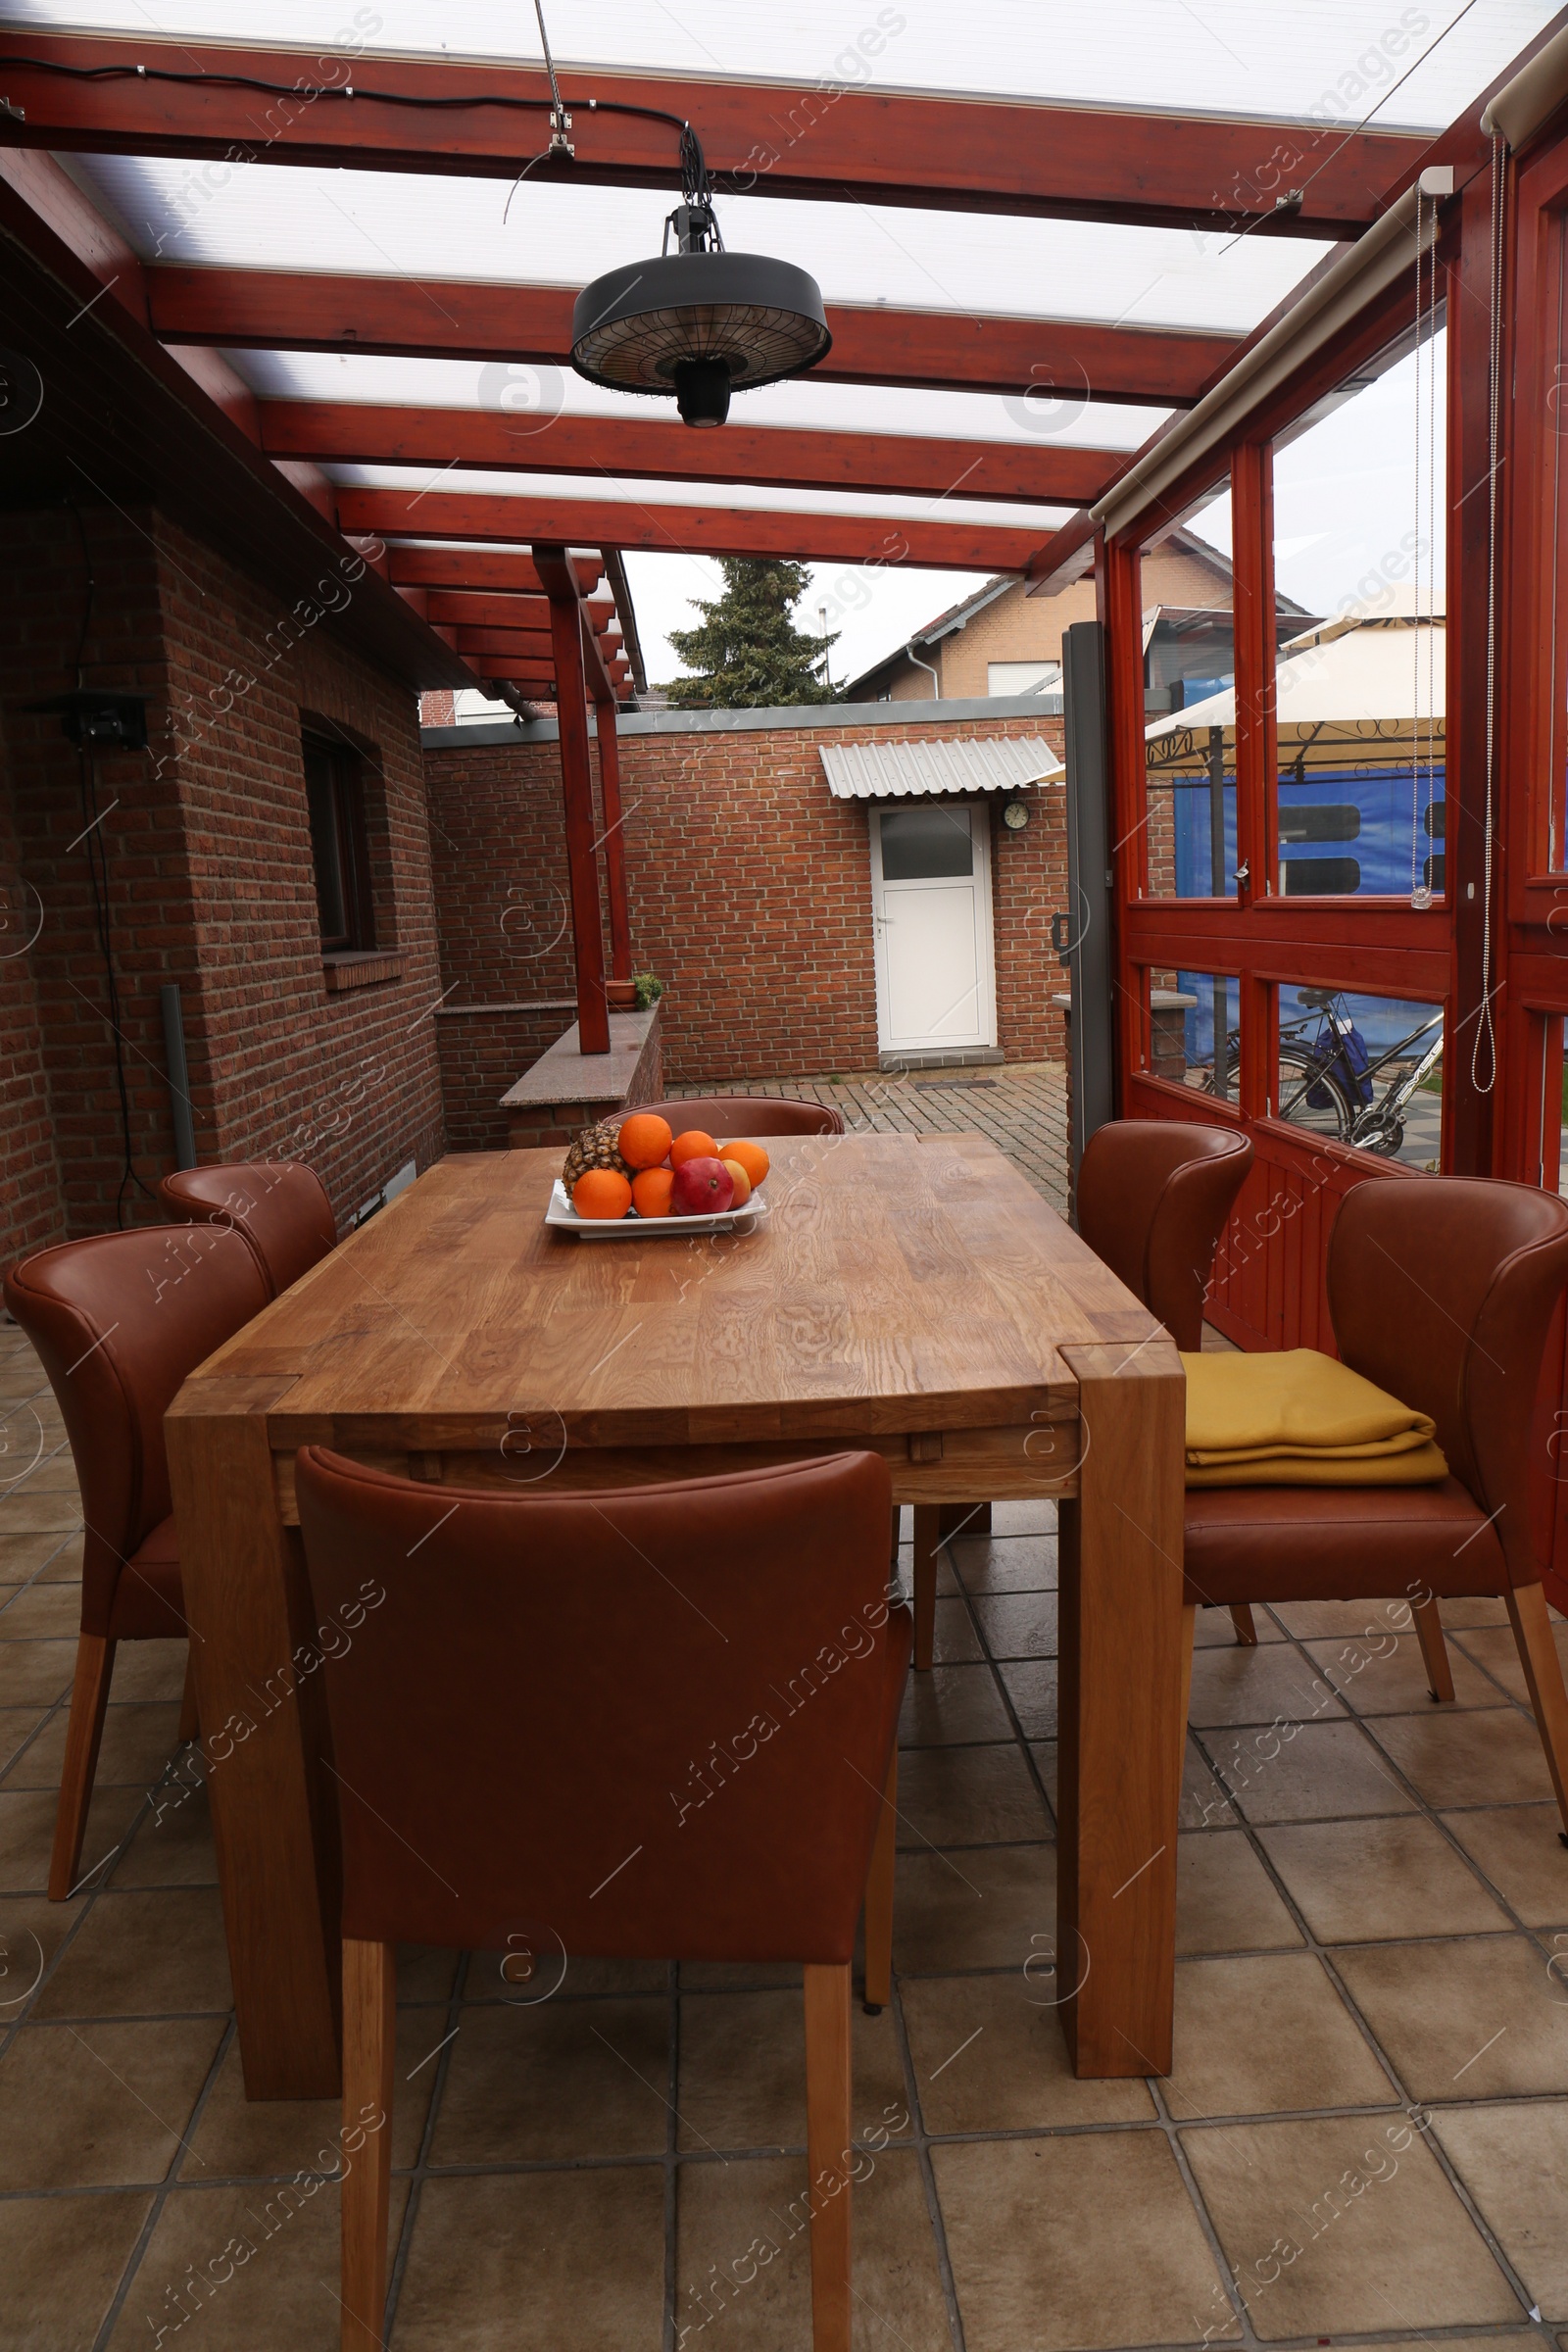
[544,1179,770,1240]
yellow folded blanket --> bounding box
[1181,1348,1447,1489]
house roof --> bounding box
[820,736,1063,801]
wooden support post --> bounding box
[594,693,632,984]
[540,548,610,1054]
[1056,1338,1185,2077]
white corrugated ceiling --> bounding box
[821,736,1064,799]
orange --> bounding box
[571,1168,632,1219]
[617,1111,673,1170]
[720,1157,753,1207]
[718,1138,769,1190]
[631,1166,675,1218]
[669,1129,717,1168]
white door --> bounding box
[870,801,997,1054]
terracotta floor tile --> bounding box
[0,1492,82,1536]
[0,1637,76,1707]
[0,2189,151,2351]
[396,1944,462,2005]
[6,1699,182,1793]
[989,1500,1055,1539]
[1271,1595,1438,1641]
[1188,1642,1345,1729]
[0,1890,87,2010]
[1443,1803,1568,1926]
[1195,1603,1287,1645]
[1432,2099,1568,2321]
[678,1958,799,1992]
[1259,1816,1514,1943]
[1334,1935,1568,2099]
[674,2146,952,2350]
[6,1452,80,1494]
[184,2011,436,2179]
[1178,1738,1240,1830]
[34,1534,84,1581]
[1184,2115,1520,2337]
[904,1972,1153,2132]
[459,1953,666,2001]
[0,1531,67,1579]
[898,1742,1050,1848]
[111,1767,218,1887]
[1175,1832,1303,1955]
[431,1994,667,2163]
[0,2014,223,2188]
[104,1641,187,1702]
[898,1662,1014,1746]
[930,1594,983,1663]
[934,2131,1233,2352]
[895,1842,1054,1974]
[0,1784,143,1896]
[951,1534,1056,1593]
[1449,1620,1568,1707]
[1206,1717,1416,1824]
[35,1886,233,2018]
[0,1580,81,1640]
[675,1987,906,2154]
[970,1591,1057,1659]
[392,2166,662,2350]
[105,2177,410,2351]
[997,1658,1057,1739]
[1370,1708,1558,1807]
[1304,1629,1507,1715]
[1169,1952,1395,2119]
[0,1706,45,1779]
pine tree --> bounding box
[661,558,838,708]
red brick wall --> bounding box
[0,504,443,1269]
[435,1002,575,1152]
[0,705,65,1267]
[422,713,1068,1103]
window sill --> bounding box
[322,951,403,994]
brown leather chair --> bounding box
[910,1117,1253,1670]
[3,1227,270,1897]
[158,1159,337,1300]
[639,1096,846,1138]
[295,1446,907,2352]
[1182,1175,1568,1840]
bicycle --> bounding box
[1203,988,1444,1157]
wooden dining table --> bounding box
[166,1131,1184,2098]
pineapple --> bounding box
[562,1121,631,1188]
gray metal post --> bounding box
[1060,620,1114,1190]
[160,982,198,1170]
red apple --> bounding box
[670,1154,735,1215]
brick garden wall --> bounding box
[422,710,1068,1125]
[0,504,443,1270]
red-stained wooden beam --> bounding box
[595,700,632,985]
[533,541,611,1051]
[149,270,1228,410]
[259,399,1126,507]
[386,547,602,595]
[0,33,1425,236]
[455,625,621,663]
[425,591,613,630]
[342,489,1049,571]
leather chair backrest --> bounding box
[158,1161,337,1300]
[1329,1175,1568,1586]
[1077,1119,1253,1350]
[636,1098,845,1138]
[3,1226,269,1633]
[295,1446,906,1960]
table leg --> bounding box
[911,1505,940,1672]
[1055,1341,1185,2079]
[167,1389,341,2098]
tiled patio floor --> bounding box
[666,1061,1070,1214]
[4,1320,1568,2349]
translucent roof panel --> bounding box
[230,351,1168,453]
[74,156,1336,336]
[324,465,1069,535]
[10,1,1562,127]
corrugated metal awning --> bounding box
[819,736,1064,801]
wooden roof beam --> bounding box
[0,32,1426,236]
[149,269,1231,410]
